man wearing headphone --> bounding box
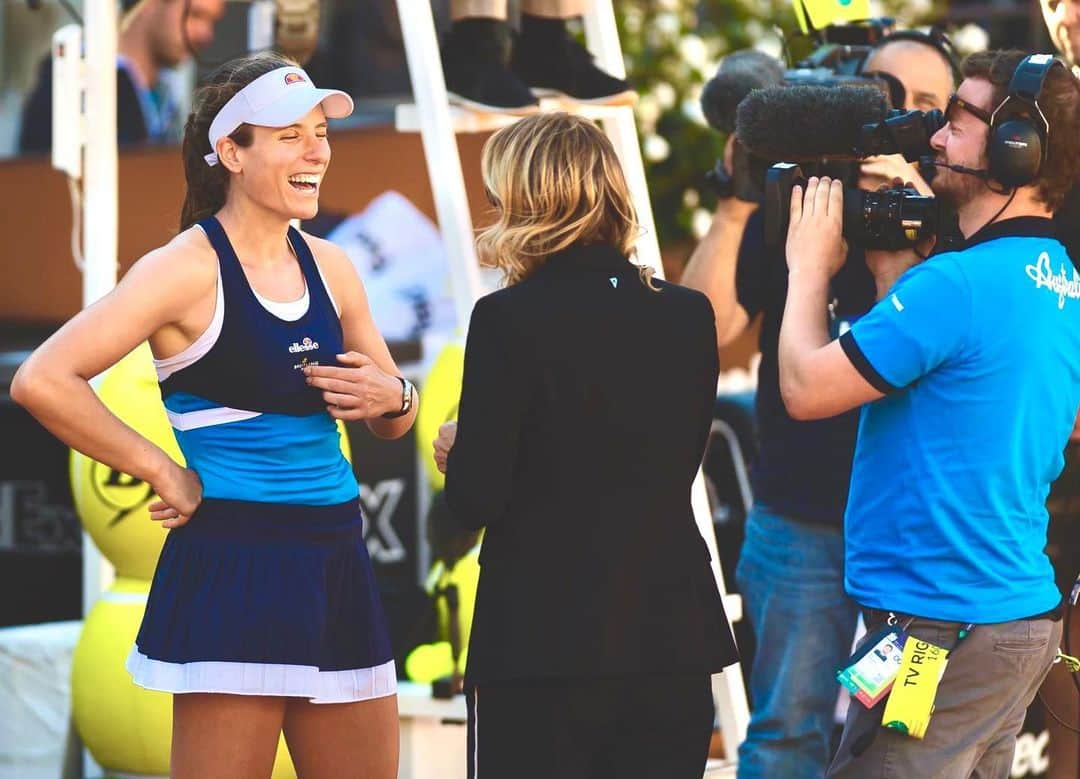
[778,50,1080,777]
[681,31,955,779]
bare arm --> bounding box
[780,272,881,420]
[778,178,883,420]
[303,236,417,439]
[864,240,934,301]
[11,232,216,524]
[681,198,756,349]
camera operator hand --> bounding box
[785,176,847,280]
[859,154,933,196]
[861,175,936,298]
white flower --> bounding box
[656,0,681,11]
[635,95,662,129]
[643,134,671,162]
[651,12,681,40]
[692,207,714,239]
[653,82,677,110]
[754,33,784,61]
[951,23,990,56]
[742,0,778,17]
[683,189,701,208]
[623,8,643,35]
[903,0,933,17]
[679,34,710,71]
[682,89,707,127]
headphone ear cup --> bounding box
[989,119,1044,188]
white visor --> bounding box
[204,66,354,166]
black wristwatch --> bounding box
[382,376,414,419]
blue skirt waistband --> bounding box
[177,497,364,543]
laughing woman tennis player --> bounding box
[12,53,414,779]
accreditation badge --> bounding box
[836,625,908,708]
[881,636,949,739]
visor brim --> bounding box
[247,88,354,128]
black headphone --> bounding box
[987,54,1067,188]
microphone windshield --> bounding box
[735,85,889,160]
[701,49,785,134]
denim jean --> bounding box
[735,505,860,779]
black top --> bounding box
[19,57,149,154]
[446,243,739,686]
[735,209,877,526]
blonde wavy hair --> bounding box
[476,112,656,289]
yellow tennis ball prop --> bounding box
[70,344,184,580]
[71,343,353,579]
[72,577,299,778]
[71,577,171,775]
[336,417,352,463]
[416,341,465,491]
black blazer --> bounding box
[445,243,739,687]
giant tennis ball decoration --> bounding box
[416,341,464,491]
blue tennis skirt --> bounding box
[126,497,396,703]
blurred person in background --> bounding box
[1041,0,1080,68]
[19,0,224,153]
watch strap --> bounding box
[382,376,413,419]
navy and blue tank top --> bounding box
[154,216,356,505]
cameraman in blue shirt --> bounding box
[682,33,955,779]
[779,50,1080,777]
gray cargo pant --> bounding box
[826,611,1062,779]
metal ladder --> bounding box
[392,0,750,766]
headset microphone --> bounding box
[921,157,989,179]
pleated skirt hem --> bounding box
[126,647,397,703]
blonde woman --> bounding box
[433,112,739,779]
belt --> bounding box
[861,599,1064,631]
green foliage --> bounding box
[615,0,796,245]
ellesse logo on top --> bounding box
[284,72,307,85]
[289,336,319,353]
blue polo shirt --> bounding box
[839,218,1080,623]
